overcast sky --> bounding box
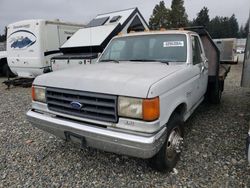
[0,0,249,34]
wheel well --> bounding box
[0,58,7,73]
[0,58,7,67]
[172,103,187,121]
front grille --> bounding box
[46,87,118,123]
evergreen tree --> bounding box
[238,18,249,38]
[244,17,250,37]
[228,14,239,37]
[149,1,171,30]
[208,16,222,38]
[193,7,210,29]
[208,15,240,38]
[238,25,245,38]
[0,27,7,42]
[170,0,188,28]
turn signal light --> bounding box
[143,97,160,121]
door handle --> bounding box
[201,66,205,73]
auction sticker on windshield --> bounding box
[163,41,184,47]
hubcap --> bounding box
[166,128,183,160]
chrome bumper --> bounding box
[26,110,167,159]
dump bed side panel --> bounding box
[184,27,220,78]
[200,36,218,76]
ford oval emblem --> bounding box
[70,101,82,110]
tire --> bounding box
[2,62,16,77]
[149,114,184,172]
[220,80,225,92]
[210,80,222,104]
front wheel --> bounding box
[149,114,184,172]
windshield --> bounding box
[99,34,187,63]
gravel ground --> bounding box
[1,58,250,187]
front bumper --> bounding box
[26,110,167,159]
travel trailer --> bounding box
[51,8,149,71]
[6,19,84,78]
[213,38,238,64]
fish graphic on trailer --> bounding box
[8,30,36,49]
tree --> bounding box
[170,0,188,28]
[193,7,210,29]
[238,18,249,38]
[149,1,171,29]
[208,15,240,39]
[228,14,239,38]
[208,16,219,38]
[244,17,250,36]
[0,27,7,42]
[238,25,245,38]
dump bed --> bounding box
[185,27,230,82]
[183,27,230,103]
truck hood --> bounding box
[34,62,186,98]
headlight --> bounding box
[118,97,143,119]
[118,96,160,121]
[32,86,46,103]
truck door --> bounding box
[191,35,208,100]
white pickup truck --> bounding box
[27,28,229,171]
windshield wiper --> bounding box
[158,60,169,65]
[129,59,169,65]
[99,59,119,63]
[129,59,152,62]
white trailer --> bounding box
[51,8,149,72]
[213,38,238,64]
[6,19,84,78]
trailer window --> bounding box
[87,17,110,27]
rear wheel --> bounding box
[149,114,184,172]
[209,79,222,104]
